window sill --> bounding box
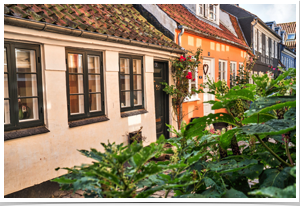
[184,97,201,103]
[69,116,109,128]
[4,126,50,141]
[121,109,148,118]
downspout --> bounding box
[252,17,258,55]
[178,25,185,47]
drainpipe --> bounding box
[252,17,258,55]
[178,25,185,47]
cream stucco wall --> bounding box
[4,25,179,195]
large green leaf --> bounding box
[259,167,294,189]
[284,107,296,121]
[239,119,296,136]
[52,176,77,184]
[185,113,238,138]
[242,113,276,124]
[248,185,296,198]
[238,163,264,179]
[247,96,296,116]
[218,129,240,149]
[222,188,248,198]
[222,89,255,102]
[259,152,281,167]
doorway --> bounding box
[202,58,215,116]
[154,61,169,139]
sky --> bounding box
[239,4,296,24]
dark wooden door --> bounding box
[154,61,169,139]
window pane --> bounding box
[70,95,84,114]
[89,93,101,112]
[88,75,101,93]
[4,48,7,72]
[120,75,130,91]
[17,74,38,97]
[19,98,39,121]
[15,49,36,73]
[223,62,226,80]
[88,55,100,74]
[69,74,84,94]
[4,100,10,124]
[120,58,130,74]
[68,54,83,73]
[219,62,221,79]
[133,75,142,90]
[4,74,9,98]
[121,91,130,108]
[134,91,142,106]
[133,59,141,74]
[191,84,196,95]
[287,34,295,40]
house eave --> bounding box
[179,25,250,51]
[4,15,185,54]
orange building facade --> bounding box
[176,30,249,123]
[153,4,251,124]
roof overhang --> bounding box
[4,15,185,54]
[179,25,250,51]
[282,48,296,58]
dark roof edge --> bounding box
[257,18,282,39]
[227,4,282,39]
[4,15,185,54]
[180,25,250,50]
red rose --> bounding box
[179,56,186,62]
[192,78,195,81]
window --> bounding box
[271,40,274,58]
[230,62,237,88]
[259,31,262,52]
[4,42,44,131]
[265,36,269,56]
[275,42,277,58]
[66,48,104,121]
[287,33,295,40]
[185,65,199,102]
[119,55,144,112]
[254,28,257,50]
[218,60,227,81]
[198,4,204,16]
[209,4,216,21]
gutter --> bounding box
[178,25,185,47]
[179,25,250,51]
[4,15,185,54]
[252,17,258,55]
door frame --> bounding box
[153,60,169,139]
[202,57,215,115]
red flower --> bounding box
[192,78,195,81]
[186,71,192,79]
[179,56,186,62]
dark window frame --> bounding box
[119,54,144,112]
[4,41,44,131]
[65,48,105,122]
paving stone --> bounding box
[75,190,85,195]
[71,193,82,198]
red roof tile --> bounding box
[4,4,181,50]
[277,22,296,51]
[157,4,248,48]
